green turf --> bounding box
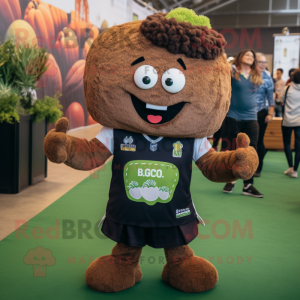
[0,151,299,299]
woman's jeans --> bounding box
[282,126,300,172]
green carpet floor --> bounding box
[1,151,299,299]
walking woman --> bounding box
[281,69,300,178]
[222,49,264,197]
[254,53,275,177]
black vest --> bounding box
[106,129,197,227]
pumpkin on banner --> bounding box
[24,0,55,52]
[65,102,85,130]
[68,20,90,59]
[5,19,37,47]
[87,114,98,126]
[82,37,93,59]
[48,4,68,37]
[89,25,99,39]
[36,54,62,99]
[68,0,92,55]
[83,26,99,59]
[52,27,79,81]
[62,60,87,122]
[0,0,21,40]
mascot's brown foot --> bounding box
[86,243,143,292]
[162,245,218,293]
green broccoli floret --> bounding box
[166,7,211,29]
[142,180,156,188]
[159,186,169,192]
[128,181,139,190]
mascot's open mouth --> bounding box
[130,93,186,125]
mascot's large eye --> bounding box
[134,65,158,89]
[161,68,185,93]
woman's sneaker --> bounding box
[223,182,236,193]
[242,184,264,198]
[289,171,298,178]
[284,167,294,176]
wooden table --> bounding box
[264,117,295,150]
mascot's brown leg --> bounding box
[86,243,143,292]
[162,245,218,293]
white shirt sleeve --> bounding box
[193,137,212,162]
[95,127,114,154]
[280,86,288,103]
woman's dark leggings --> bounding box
[282,126,300,172]
[256,109,269,173]
[221,117,259,185]
[212,119,226,149]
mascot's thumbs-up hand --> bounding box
[44,118,112,170]
[44,118,70,164]
[196,133,259,183]
[232,133,258,180]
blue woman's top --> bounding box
[227,66,258,121]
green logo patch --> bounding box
[124,160,179,206]
[176,209,191,218]
[172,141,183,158]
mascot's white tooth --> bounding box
[146,103,168,111]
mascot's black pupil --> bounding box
[165,78,173,86]
[143,76,151,84]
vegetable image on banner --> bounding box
[124,160,179,206]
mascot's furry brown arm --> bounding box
[196,133,258,183]
[44,8,258,294]
[44,118,111,170]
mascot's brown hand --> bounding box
[232,133,259,180]
[43,117,71,164]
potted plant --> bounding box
[0,40,63,193]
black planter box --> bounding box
[0,115,47,194]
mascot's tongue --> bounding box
[147,115,162,124]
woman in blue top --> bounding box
[222,49,264,197]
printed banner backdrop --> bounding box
[0,0,153,130]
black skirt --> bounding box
[101,217,199,248]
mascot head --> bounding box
[84,8,231,138]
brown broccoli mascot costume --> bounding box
[44,8,258,293]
